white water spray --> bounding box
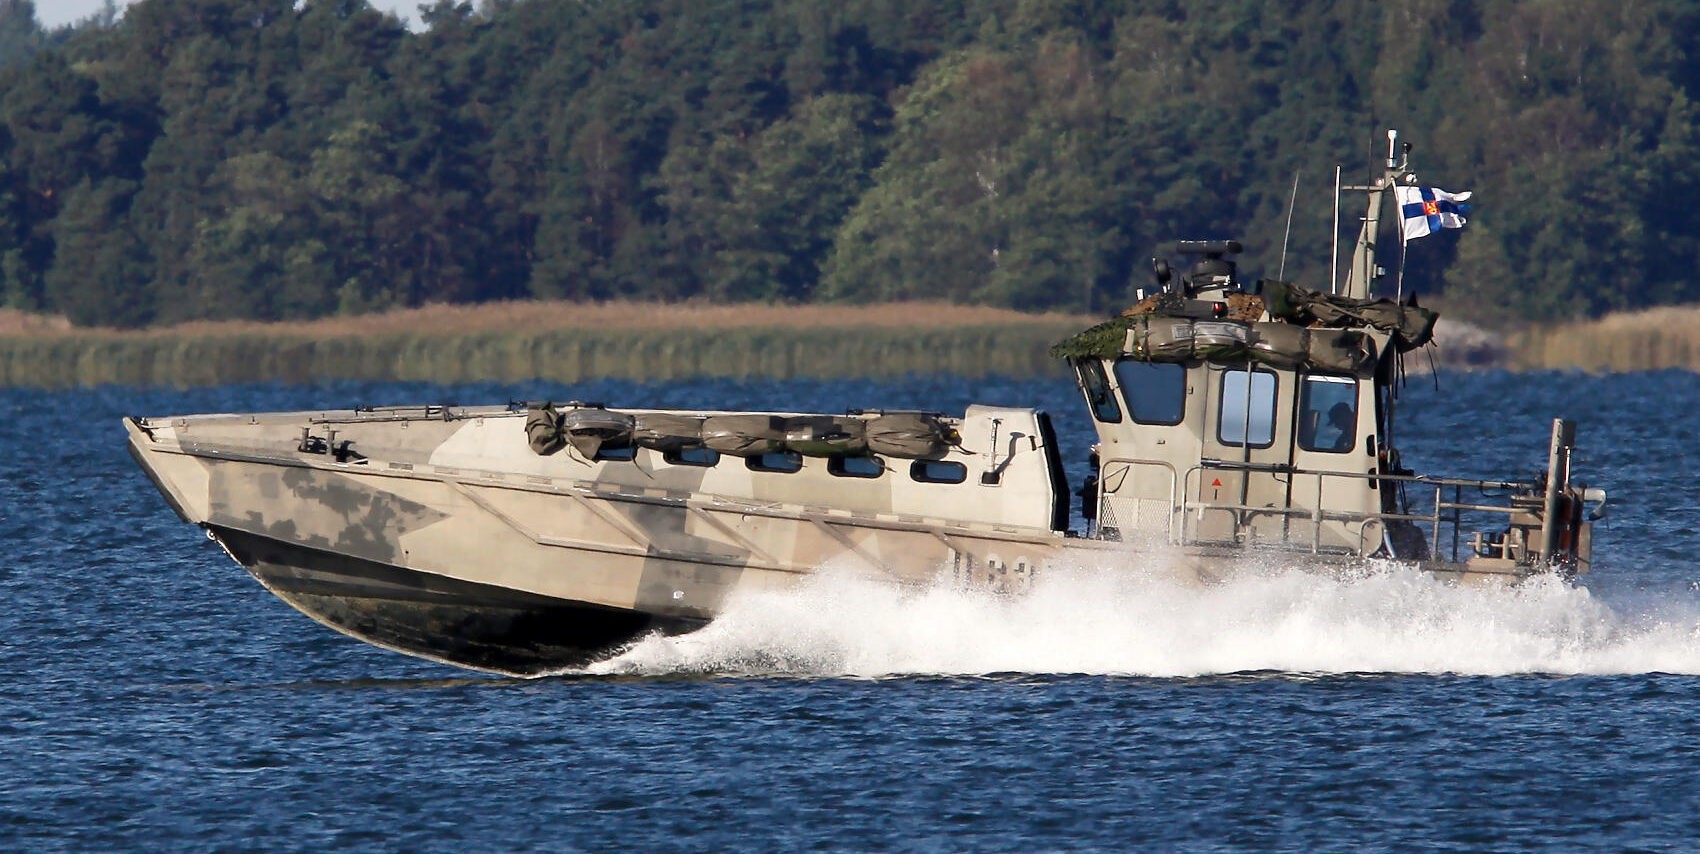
[584,553,1700,679]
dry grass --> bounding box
[0,309,72,336]
[1507,304,1700,373]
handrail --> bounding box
[1077,452,1543,564]
[1197,456,1534,492]
[1162,459,1539,563]
[1200,456,1293,474]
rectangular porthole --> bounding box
[910,460,967,484]
[593,445,636,462]
[746,451,803,473]
[828,455,884,478]
[663,446,720,467]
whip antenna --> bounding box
[1278,170,1301,280]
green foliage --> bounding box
[1,0,1699,328]
[0,0,42,69]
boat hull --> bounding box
[210,525,700,675]
[125,402,1550,677]
[125,408,1078,674]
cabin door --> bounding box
[1081,358,1194,541]
[1193,364,1294,546]
[1288,373,1377,552]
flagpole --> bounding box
[1397,218,1407,300]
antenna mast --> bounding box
[1340,129,1413,301]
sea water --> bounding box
[2,370,1697,851]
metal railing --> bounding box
[1099,454,1539,563]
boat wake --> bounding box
[584,556,1700,679]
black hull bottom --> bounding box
[210,527,704,676]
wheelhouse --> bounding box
[1076,343,1394,557]
[1058,234,1596,576]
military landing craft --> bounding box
[128,131,1604,675]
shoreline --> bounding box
[0,301,1091,389]
[0,301,1085,338]
[2,301,1692,388]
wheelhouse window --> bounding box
[1297,375,1359,453]
[1217,368,1277,448]
[1112,360,1186,425]
[1076,359,1122,423]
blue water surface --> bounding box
[2,370,1697,851]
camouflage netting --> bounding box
[1261,280,1438,352]
[1048,291,1264,360]
[1049,280,1438,363]
[1047,314,1146,360]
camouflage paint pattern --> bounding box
[127,403,1086,674]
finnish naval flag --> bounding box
[1394,185,1472,240]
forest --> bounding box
[1,0,1697,329]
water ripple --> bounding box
[3,373,1699,851]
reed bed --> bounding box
[0,308,73,336]
[0,301,1087,388]
[10,298,1693,387]
[1504,305,1700,373]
